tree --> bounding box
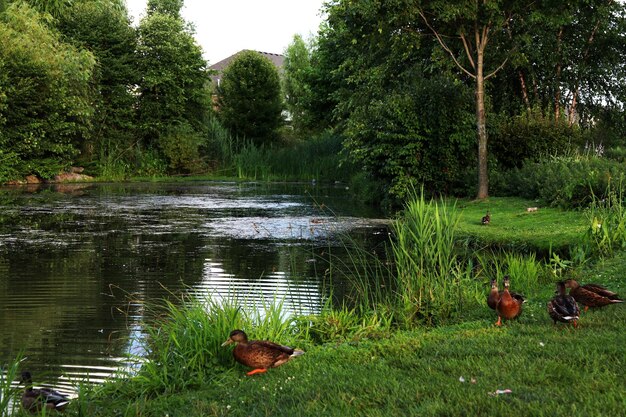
[217,50,284,145]
[57,0,139,165]
[135,0,210,171]
[418,1,519,199]
[283,34,314,133]
[0,2,95,181]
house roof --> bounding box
[209,50,285,84]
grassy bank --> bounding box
[5,196,626,416]
[51,252,625,417]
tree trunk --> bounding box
[476,49,488,199]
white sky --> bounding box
[125,0,326,64]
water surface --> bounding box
[0,181,387,394]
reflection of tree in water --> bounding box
[0,182,387,388]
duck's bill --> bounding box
[221,338,233,347]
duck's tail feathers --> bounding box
[562,316,579,321]
[291,349,305,357]
[610,299,623,304]
[55,401,70,410]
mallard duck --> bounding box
[20,371,70,413]
[487,277,524,311]
[564,279,623,312]
[481,211,491,225]
[547,281,580,327]
[495,275,525,326]
[221,330,304,375]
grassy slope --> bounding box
[456,197,587,252]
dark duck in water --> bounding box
[494,275,525,326]
[564,279,623,312]
[221,330,304,375]
[547,281,580,327]
[20,371,70,413]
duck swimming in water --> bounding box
[20,371,70,413]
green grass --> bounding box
[456,197,588,253]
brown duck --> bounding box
[20,371,70,413]
[487,277,524,310]
[564,279,623,312]
[221,330,304,375]
[495,275,525,326]
[547,281,580,327]
[481,211,491,225]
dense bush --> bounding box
[489,109,582,169]
[496,155,626,208]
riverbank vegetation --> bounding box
[2,0,626,206]
[4,193,625,416]
[2,0,626,415]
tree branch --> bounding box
[419,10,476,79]
[485,57,509,80]
[460,32,476,70]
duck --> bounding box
[221,329,304,376]
[487,277,525,311]
[495,275,525,326]
[547,281,580,327]
[481,211,491,225]
[20,371,70,413]
[564,279,623,312]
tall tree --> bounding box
[217,50,284,145]
[282,34,314,133]
[135,0,209,145]
[418,0,518,199]
[57,0,138,165]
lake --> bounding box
[0,181,388,394]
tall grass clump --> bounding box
[391,189,481,326]
[583,182,626,258]
[474,250,548,295]
[0,354,21,417]
[122,293,300,397]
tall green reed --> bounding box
[0,354,22,417]
[390,189,479,325]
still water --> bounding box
[0,181,387,393]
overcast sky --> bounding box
[125,0,326,64]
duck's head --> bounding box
[503,275,511,289]
[563,279,579,289]
[20,371,33,386]
[490,278,498,289]
[556,281,567,295]
[221,329,248,347]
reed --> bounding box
[390,189,480,325]
[0,354,21,417]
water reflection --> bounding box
[0,182,387,394]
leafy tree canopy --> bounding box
[217,50,284,146]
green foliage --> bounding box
[217,50,284,145]
[282,34,314,133]
[158,122,206,174]
[583,185,626,258]
[57,0,139,168]
[136,10,210,148]
[146,0,183,18]
[0,353,22,417]
[0,3,95,181]
[390,190,481,325]
[490,109,581,169]
[499,154,626,208]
